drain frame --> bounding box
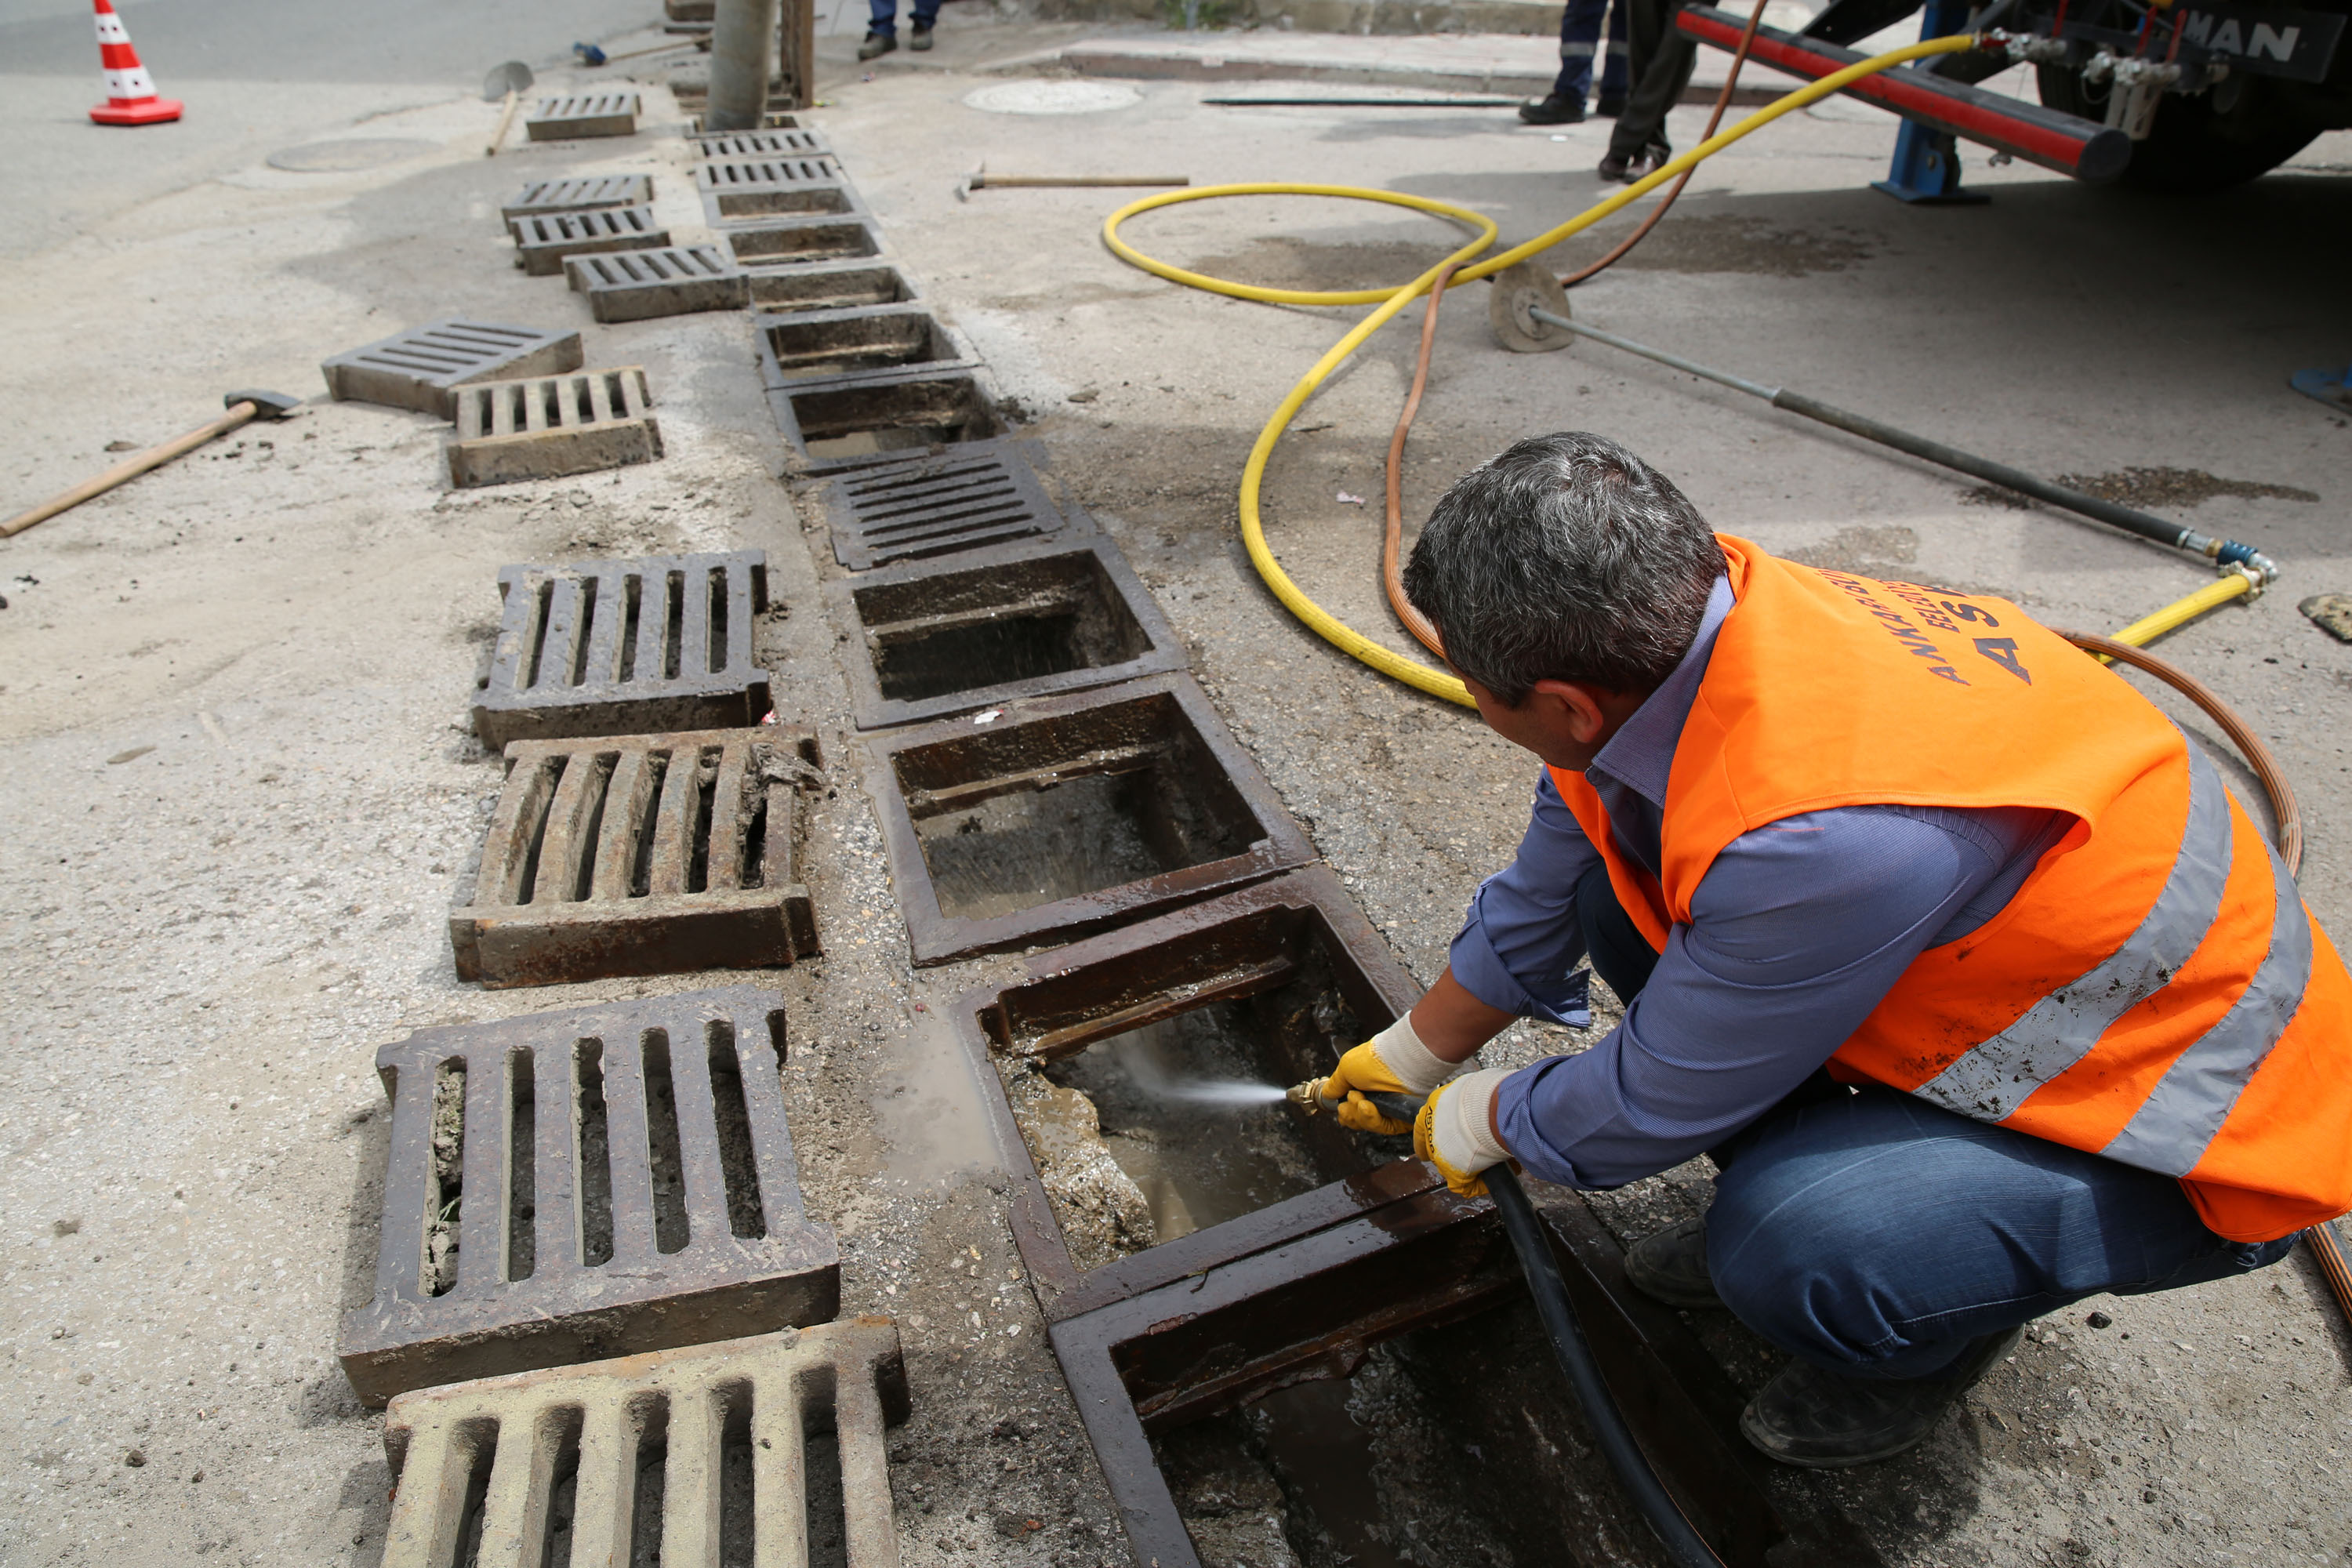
[768,365,1008,470]
[339,985,841,1406]
[810,438,1084,572]
[1050,1186,1820,1568]
[725,216,886,269]
[746,257,919,314]
[829,536,1186,729]
[859,673,1314,964]
[754,303,975,387]
[472,550,771,747]
[450,726,820,987]
[946,867,1414,1318]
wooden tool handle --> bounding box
[485,89,521,158]
[2,402,259,539]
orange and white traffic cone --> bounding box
[89,0,181,126]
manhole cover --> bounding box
[267,138,437,172]
[962,81,1141,115]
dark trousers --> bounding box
[1571,861,2297,1377]
[1551,0,1631,103]
[867,0,938,35]
[1605,0,1698,158]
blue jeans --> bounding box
[1570,861,2297,1379]
[1551,0,1629,103]
[867,0,938,36]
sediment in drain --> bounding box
[1003,1065,1155,1270]
[917,773,1172,920]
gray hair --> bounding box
[1403,432,1723,704]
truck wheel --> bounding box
[2034,65,2319,191]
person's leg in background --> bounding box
[1522,0,1613,124]
[908,0,940,49]
[1601,0,1695,178]
[1598,0,1631,114]
[1699,1086,2295,1464]
[859,0,900,59]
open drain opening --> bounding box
[576,1040,615,1268]
[895,693,1258,922]
[856,551,1151,705]
[786,374,1002,460]
[715,185,858,220]
[761,310,956,383]
[507,1049,537,1283]
[425,1059,467,1298]
[1000,934,1377,1271]
[748,263,913,312]
[728,221,879,267]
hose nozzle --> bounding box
[1287,1078,1330,1114]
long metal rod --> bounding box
[1527,307,2276,580]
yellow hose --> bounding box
[2110,572,2256,648]
[1105,33,1984,706]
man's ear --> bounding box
[1526,678,1612,745]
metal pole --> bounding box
[706,0,780,132]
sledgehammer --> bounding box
[3,390,304,539]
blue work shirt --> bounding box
[1451,575,2069,1190]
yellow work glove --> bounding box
[1319,1013,1455,1134]
[1413,1069,1516,1198]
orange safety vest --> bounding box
[1550,535,2352,1242]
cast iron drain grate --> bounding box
[860,673,1312,964]
[451,726,820,986]
[511,205,669,275]
[446,368,662,488]
[831,536,1185,728]
[474,550,772,747]
[815,441,1079,571]
[567,244,749,322]
[321,319,584,418]
[688,127,831,158]
[527,90,641,140]
[501,173,654,224]
[339,986,840,1405]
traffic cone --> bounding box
[89,0,181,126]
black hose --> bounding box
[1356,1093,1726,1568]
[1486,1166,1727,1568]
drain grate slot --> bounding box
[725,217,882,267]
[511,205,669,275]
[771,368,1004,466]
[527,90,641,140]
[816,441,1080,570]
[474,551,771,747]
[378,1321,908,1566]
[757,304,967,384]
[567,244,749,321]
[501,173,653,224]
[833,537,1185,728]
[321,318,583,418]
[452,728,822,986]
[342,988,840,1405]
[861,673,1312,963]
[447,368,663,488]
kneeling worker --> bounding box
[1319,432,2352,1467]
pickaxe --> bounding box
[3,390,305,539]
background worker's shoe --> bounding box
[1740,1327,2025,1467]
[1519,93,1588,125]
[1624,139,1674,180]
[910,20,935,48]
[858,30,896,59]
[1598,149,1634,180]
[1624,1216,1721,1309]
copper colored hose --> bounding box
[1559,0,1773,289]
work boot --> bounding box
[1740,1327,2025,1468]
[910,20,935,49]
[857,29,895,60]
[1518,93,1587,125]
[1624,1216,1720,1310]
[1597,148,1633,180]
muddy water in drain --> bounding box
[1042,1009,1323,1243]
[917,771,1171,920]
